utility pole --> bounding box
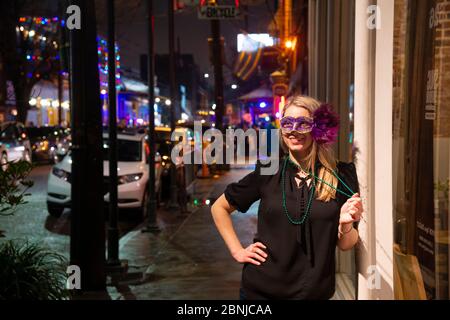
[210,19,224,132]
[69,0,106,291]
[142,0,160,233]
[106,0,122,268]
[167,0,179,210]
[57,0,63,126]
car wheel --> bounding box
[0,153,8,172]
[47,202,64,218]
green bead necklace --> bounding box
[281,156,316,225]
[281,155,357,225]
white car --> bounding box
[0,122,32,170]
[46,131,162,220]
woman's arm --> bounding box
[337,193,363,251]
[337,224,359,251]
[211,194,267,265]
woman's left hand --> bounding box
[339,193,364,225]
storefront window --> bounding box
[393,0,450,300]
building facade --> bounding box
[307,0,450,299]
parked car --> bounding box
[0,122,32,167]
[46,130,162,220]
[0,144,6,171]
[27,126,71,163]
[154,126,198,200]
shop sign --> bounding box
[425,69,438,121]
[198,5,241,20]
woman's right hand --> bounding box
[232,242,268,266]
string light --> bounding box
[96,36,121,85]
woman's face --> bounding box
[281,106,314,154]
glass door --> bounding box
[393,0,450,300]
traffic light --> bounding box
[174,0,186,11]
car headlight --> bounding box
[52,167,70,182]
[118,173,143,185]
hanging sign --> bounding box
[198,5,241,19]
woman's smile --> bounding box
[288,135,305,145]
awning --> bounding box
[30,80,69,101]
[238,86,273,101]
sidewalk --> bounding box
[104,164,257,300]
[89,163,352,300]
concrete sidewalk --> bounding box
[104,164,258,300]
[94,163,352,300]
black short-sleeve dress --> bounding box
[224,156,360,300]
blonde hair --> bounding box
[280,95,338,202]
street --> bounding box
[0,164,143,257]
[0,162,262,300]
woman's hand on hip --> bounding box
[339,193,363,225]
[232,242,267,266]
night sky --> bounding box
[21,0,275,84]
[95,0,274,82]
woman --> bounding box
[211,95,364,300]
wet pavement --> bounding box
[1,163,351,300]
[0,164,153,257]
[105,164,258,300]
[103,163,351,300]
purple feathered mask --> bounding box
[311,104,340,145]
[280,103,340,145]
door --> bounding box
[393,0,450,300]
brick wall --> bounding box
[435,0,450,137]
[393,0,408,138]
[393,0,450,137]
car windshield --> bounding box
[103,139,142,162]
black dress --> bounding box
[224,156,360,300]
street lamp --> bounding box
[284,37,297,50]
[204,73,209,78]
[231,84,238,90]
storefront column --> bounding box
[354,0,394,299]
